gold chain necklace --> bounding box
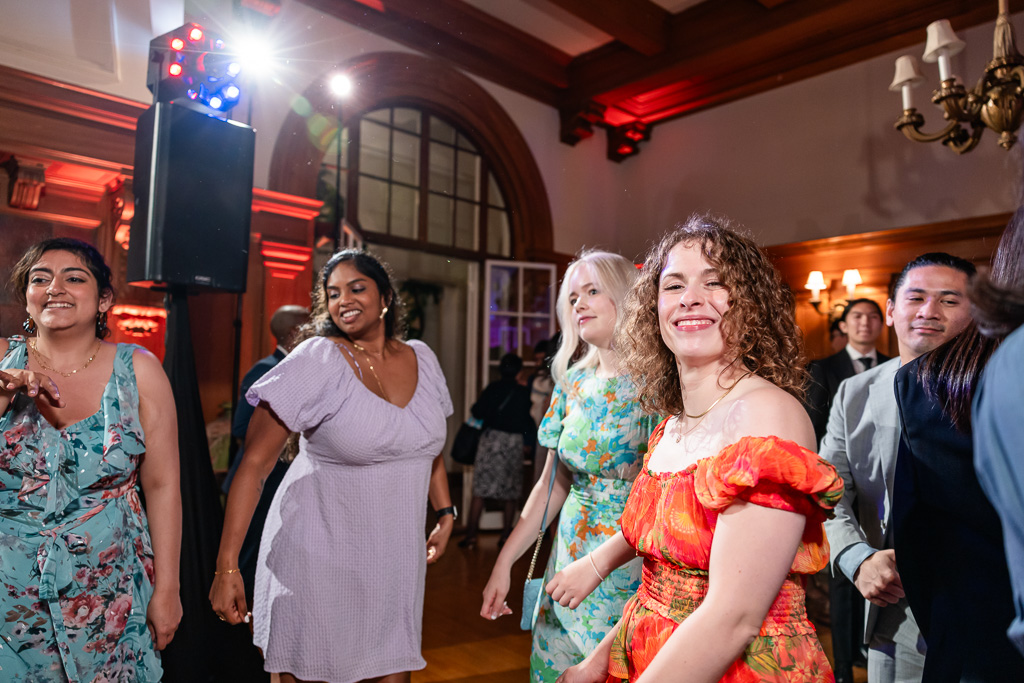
[351,341,390,403]
[675,372,751,443]
[30,339,102,378]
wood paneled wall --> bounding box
[766,213,1011,361]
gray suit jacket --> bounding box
[820,357,920,646]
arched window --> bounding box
[318,106,511,257]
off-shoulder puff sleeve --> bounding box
[246,336,352,433]
[694,436,844,522]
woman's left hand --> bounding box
[426,516,454,564]
[546,553,603,609]
[146,587,183,650]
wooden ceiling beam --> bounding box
[545,0,669,56]
[300,0,569,105]
[564,0,1024,122]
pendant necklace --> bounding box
[30,339,102,378]
[675,372,752,443]
[351,341,390,402]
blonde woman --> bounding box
[479,251,658,682]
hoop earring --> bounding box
[379,306,389,321]
[96,311,110,338]
[22,315,36,335]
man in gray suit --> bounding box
[821,253,976,682]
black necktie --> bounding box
[858,357,874,370]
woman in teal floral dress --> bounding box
[0,239,181,681]
[480,251,656,682]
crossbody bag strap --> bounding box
[525,459,558,581]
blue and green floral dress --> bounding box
[0,337,162,682]
[530,365,657,682]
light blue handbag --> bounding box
[521,465,557,630]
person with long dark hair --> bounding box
[0,238,182,680]
[892,211,1024,679]
[554,216,843,682]
[210,249,455,683]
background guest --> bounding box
[527,339,556,484]
[0,238,182,680]
[210,249,455,683]
[479,250,655,683]
[822,252,976,683]
[892,212,1024,680]
[830,318,850,353]
[460,352,535,548]
[554,215,842,682]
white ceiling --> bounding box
[460,0,708,57]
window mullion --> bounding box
[418,112,430,243]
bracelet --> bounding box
[214,568,240,576]
[587,553,604,581]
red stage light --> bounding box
[616,144,633,155]
[168,63,183,77]
[170,37,185,50]
[188,27,204,42]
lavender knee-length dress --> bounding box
[245,336,452,682]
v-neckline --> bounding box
[40,355,118,433]
[337,339,422,410]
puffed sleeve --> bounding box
[694,436,844,523]
[410,340,453,417]
[246,336,352,433]
[537,377,567,450]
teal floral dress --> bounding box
[530,365,657,682]
[0,337,162,682]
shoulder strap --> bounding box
[525,461,558,581]
[333,341,364,380]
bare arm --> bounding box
[547,531,635,608]
[425,452,454,565]
[209,402,290,624]
[480,448,571,619]
[135,349,183,650]
[635,501,806,682]
[556,621,620,683]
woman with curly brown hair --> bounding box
[551,215,843,683]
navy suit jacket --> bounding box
[894,354,1024,681]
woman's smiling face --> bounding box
[657,241,732,367]
[325,260,387,339]
[25,249,111,334]
[568,262,617,349]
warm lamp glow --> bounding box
[329,73,353,98]
[805,270,827,302]
[842,269,862,296]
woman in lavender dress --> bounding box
[210,249,456,683]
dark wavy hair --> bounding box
[9,238,115,339]
[301,248,405,343]
[918,210,1024,431]
[617,214,807,416]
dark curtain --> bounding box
[159,288,263,681]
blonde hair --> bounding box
[551,250,639,387]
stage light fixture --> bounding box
[147,23,243,114]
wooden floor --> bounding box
[415,527,866,682]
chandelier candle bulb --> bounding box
[890,55,924,110]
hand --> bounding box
[209,571,250,626]
[547,553,603,609]
[146,587,182,650]
[480,565,514,621]
[0,368,64,407]
[556,653,609,683]
[853,549,905,607]
[426,516,453,565]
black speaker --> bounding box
[129,102,255,292]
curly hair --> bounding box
[616,214,807,416]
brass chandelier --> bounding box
[890,0,1023,154]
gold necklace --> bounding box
[351,341,390,403]
[675,372,751,443]
[30,339,102,378]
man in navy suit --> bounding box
[805,298,888,683]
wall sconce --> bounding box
[806,269,862,318]
[842,269,862,297]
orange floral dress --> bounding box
[607,424,844,682]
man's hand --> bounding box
[853,549,905,607]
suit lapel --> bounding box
[866,360,901,535]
